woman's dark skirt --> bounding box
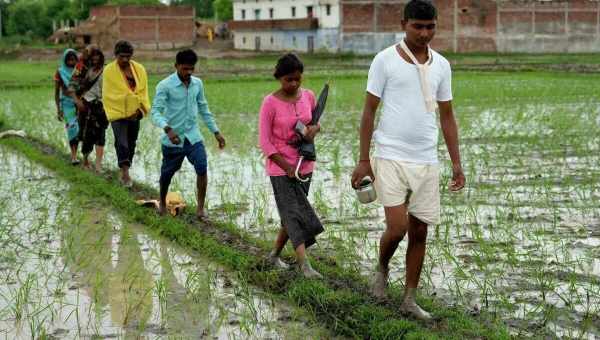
[270,174,324,249]
[78,99,108,155]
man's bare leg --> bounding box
[196,174,207,220]
[82,154,91,169]
[95,146,104,173]
[158,171,173,216]
[120,165,131,187]
[405,214,428,288]
[399,214,431,320]
[372,204,409,298]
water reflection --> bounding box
[0,147,335,339]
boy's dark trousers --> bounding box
[111,118,140,168]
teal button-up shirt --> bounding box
[151,73,219,147]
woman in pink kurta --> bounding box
[259,53,324,279]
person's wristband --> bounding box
[359,159,370,163]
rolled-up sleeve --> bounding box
[150,82,168,129]
[258,97,278,158]
[196,80,219,134]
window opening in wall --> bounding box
[243,36,246,44]
[291,6,296,17]
[326,4,331,16]
[255,9,261,20]
[242,9,246,19]
[306,6,313,18]
[270,36,274,44]
[269,8,274,18]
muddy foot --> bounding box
[300,260,322,279]
[268,252,290,270]
[371,269,389,299]
[399,299,432,321]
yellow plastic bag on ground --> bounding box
[136,192,186,216]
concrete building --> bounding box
[231,0,600,54]
[68,5,196,51]
[228,0,341,52]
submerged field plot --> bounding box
[0,147,337,339]
[1,56,599,338]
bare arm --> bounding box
[438,100,465,191]
[358,93,380,161]
[351,92,380,188]
[54,82,63,121]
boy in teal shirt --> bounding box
[151,49,226,220]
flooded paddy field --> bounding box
[1,56,600,338]
[0,147,338,339]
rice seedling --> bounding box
[0,146,339,339]
[2,54,600,338]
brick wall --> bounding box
[89,5,195,49]
[341,0,600,53]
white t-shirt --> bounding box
[366,44,453,164]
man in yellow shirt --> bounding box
[102,40,150,187]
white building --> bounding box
[229,0,341,53]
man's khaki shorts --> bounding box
[372,157,440,225]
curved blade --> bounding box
[311,83,329,125]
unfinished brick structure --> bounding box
[74,5,196,51]
[341,0,600,53]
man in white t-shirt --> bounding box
[351,0,465,320]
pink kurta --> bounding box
[259,88,316,176]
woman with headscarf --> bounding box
[54,48,80,165]
[69,45,108,172]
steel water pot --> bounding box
[355,177,377,204]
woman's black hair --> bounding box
[273,53,304,79]
[65,50,78,62]
[176,49,198,65]
[89,47,105,66]
[404,0,437,21]
[114,40,134,56]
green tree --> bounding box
[0,1,12,37]
[47,0,76,22]
[5,0,50,37]
[172,0,213,18]
[212,0,231,21]
[72,0,109,19]
[108,0,161,4]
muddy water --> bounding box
[2,87,600,337]
[0,147,337,339]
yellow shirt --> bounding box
[102,60,150,122]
